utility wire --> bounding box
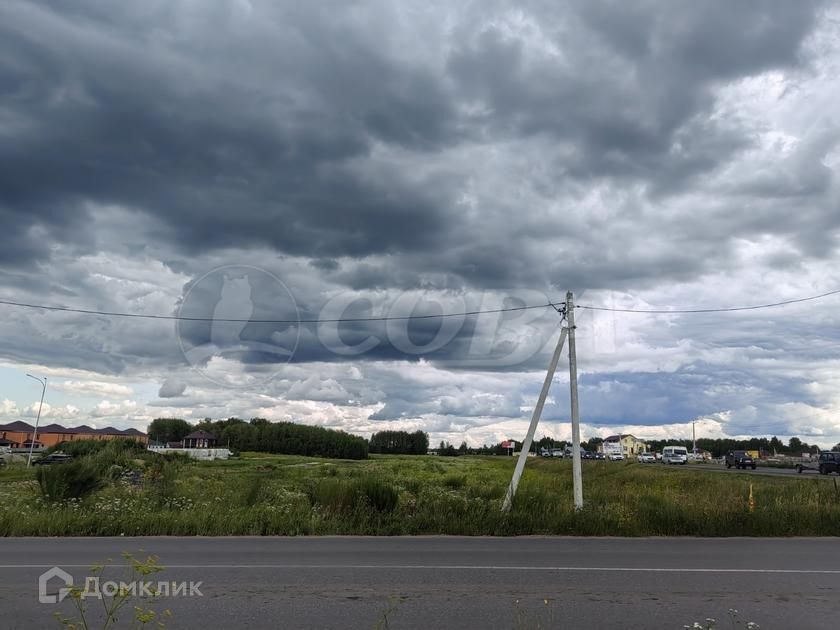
[576,288,840,314]
[1,287,839,323]
[0,298,554,323]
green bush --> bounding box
[35,460,104,502]
[442,474,466,489]
[239,476,265,507]
[144,456,181,507]
[308,477,398,514]
[356,477,399,513]
[46,438,146,458]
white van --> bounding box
[661,446,688,465]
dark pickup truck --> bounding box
[725,450,756,470]
[818,451,840,475]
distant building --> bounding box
[599,434,648,456]
[182,430,218,449]
[0,421,147,449]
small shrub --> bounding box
[357,477,399,513]
[36,460,104,502]
[442,474,466,489]
[240,476,265,507]
[308,478,357,513]
[144,456,180,507]
[308,477,399,514]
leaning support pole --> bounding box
[567,291,584,511]
[501,325,568,512]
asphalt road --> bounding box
[1,537,838,629]
[676,463,835,478]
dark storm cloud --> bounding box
[448,0,823,187]
[0,0,829,289]
[1,0,839,445]
[0,1,461,265]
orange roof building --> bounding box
[0,421,147,449]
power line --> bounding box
[577,288,840,314]
[0,297,555,323]
[1,286,838,323]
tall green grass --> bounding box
[35,460,104,503]
[3,454,840,536]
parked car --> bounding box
[33,453,74,466]
[594,453,606,460]
[725,450,756,470]
[637,452,656,463]
[818,452,840,475]
[607,453,624,461]
[582,451,594,459]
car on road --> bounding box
[583,451,594,459]
[637,452,656,463]
[818,451,840,475]
[33,453,73,466]
[725,450,756,470]
[594,453,605,460]
[607,452,624,461]
[662,446,688,465]
[796,461,819,474]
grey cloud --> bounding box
[158,379,187,398]
[0,0,829,286]
[0,1,838,445]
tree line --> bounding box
[148,419,431,459]
[146,417,839,461]
[148,417,369,460]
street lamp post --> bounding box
[26,374,47,467]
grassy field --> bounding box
[2,453,839,536]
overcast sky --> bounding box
[1,1,839,447]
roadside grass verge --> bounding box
[2,453,839,536]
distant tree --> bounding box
[582,437,601,452]
[439,441,459,456]
[832,443,840,452]
[369,430,429,455]
[410,430,429,455]
[147,418,192,444]
[788,437,803,454]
